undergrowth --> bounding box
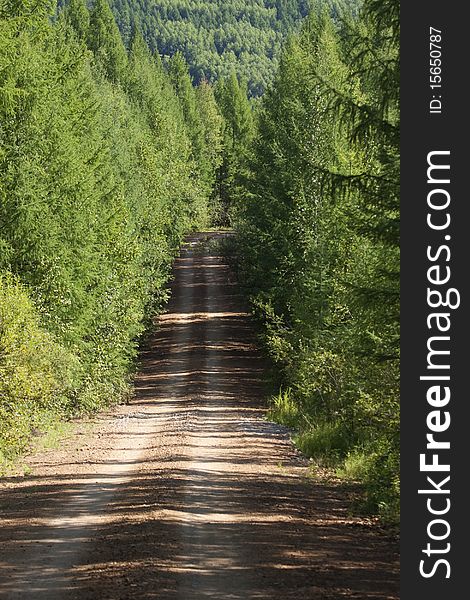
[266,379,399,523]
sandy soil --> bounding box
[0,232,399,599]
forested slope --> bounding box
[110,0,309,95]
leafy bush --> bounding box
[0,275,79,465]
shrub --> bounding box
[0,275,79,466]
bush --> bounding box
[0,275,79,466]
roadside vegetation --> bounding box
[234,0,400,520]
[0,0,223,467]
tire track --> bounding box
[0,232,399,599]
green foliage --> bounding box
[1,0,399,521]
[214,71,255,224]
[0,0,218,464]
[295,422,350,462]
[267,388,299,429]
[168,52,202,139]
[109,0,309,96]
[88,0,128,81]
[237,0,400,519]
[63,0,90,41]
[0,275,79,465]
[195,80,224,221]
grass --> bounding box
[266,388,300,429]
[32,420,75,453]
[0,417,78,477]
[293,422,349,464]
[266,386,399,523]
[338,449,372,480]
[337,448,400,523]
[268,389,349,463]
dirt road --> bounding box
[0,232,399,599]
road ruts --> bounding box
[0,232,399,599]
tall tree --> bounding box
[63,0,90,42]
[195,80,224,208]
[168,52,205,174]
[215,71,254,223]
[88,0,128,83]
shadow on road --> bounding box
[0,233,399,600]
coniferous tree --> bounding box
[215,71,254,223]
[63,0,90,41]
[88,0,128,82]
[168,52,206,174]
[195,80,224,214]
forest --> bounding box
[108,0,309,96]
[0,0,399,519]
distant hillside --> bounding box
[110,0,309,95]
